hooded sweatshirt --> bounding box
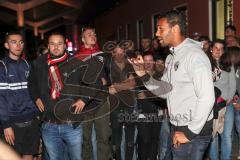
[141,38,215,140]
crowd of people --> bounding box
[0,10,240,160]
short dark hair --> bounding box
[160,10,187,36]
[4,30,23,42]
[37,42,48,55]
[211,39,225,48]
[142,51,154,58]
[141,37,151,41]
[225,25,236,33]
[153,54,165,61]
[199,35,210,42]
[47,32,66,43]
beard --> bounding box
[158,30,172,47]
[49,50,65,58]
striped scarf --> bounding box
[47,53,67,100]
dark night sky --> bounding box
[0,0,121,59]
[0,21,64,59]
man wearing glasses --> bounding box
[0,31,40,160]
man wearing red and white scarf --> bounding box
[28,32,87,160]
[75,27,103,61]
[76,27,112,160]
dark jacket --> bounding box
[28,54,107,122]
[0,56,38,129]
[108,59,137,112]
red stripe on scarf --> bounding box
[47,53,67,100]
[75,44,100,60]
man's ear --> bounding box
[4,42,9,50]
[172,24,180,34]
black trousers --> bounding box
[110,108,135,160]
[136,100,161,160]
[137,120,160,160]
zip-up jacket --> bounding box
[141,38,215,140]
[0,56,38,129]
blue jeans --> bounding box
[41,122,83,160]
[159,119,171,160]
[172,135,211,160]
[209,105,234,160]
[235,100,240,156]
[91,124,97,160]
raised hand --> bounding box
[128,55,146,77]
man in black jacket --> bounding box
[28,32,90,160]
[76,27,112,160]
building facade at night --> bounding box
[91,0,240,47]
[0,0,240,53]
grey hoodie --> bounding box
[141,38,215,140]
[236,68,240,96]
[214,66,236,101]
